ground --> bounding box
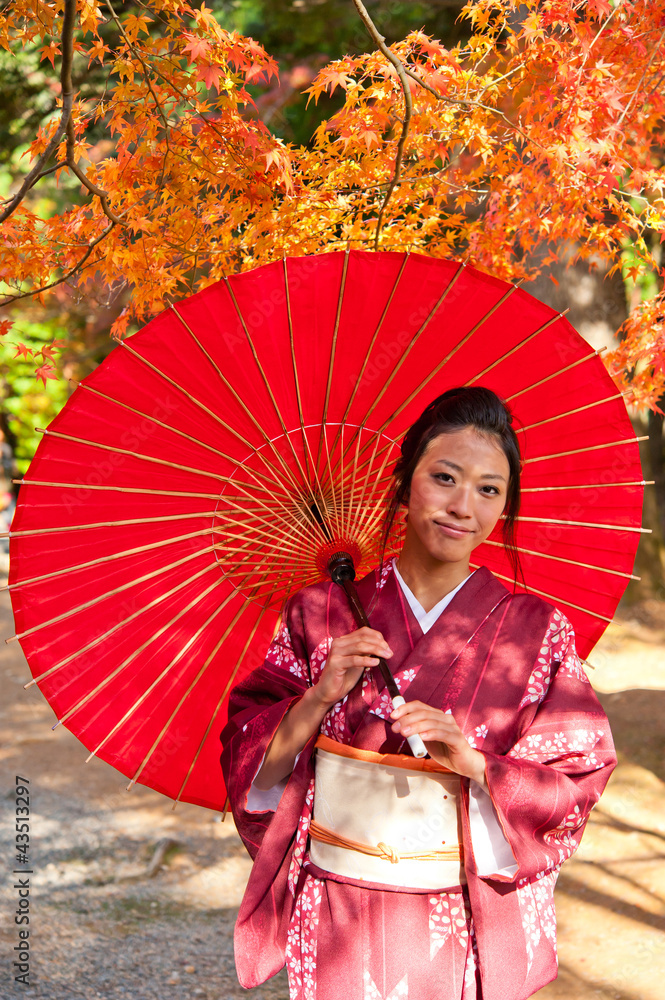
[0,586,663,1000]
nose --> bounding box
[446,485,473,519]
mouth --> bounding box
[434,521,474,538]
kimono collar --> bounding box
[392,558,474,633]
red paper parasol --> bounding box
[6,251,646,811]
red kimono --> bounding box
[220,562,616,1000]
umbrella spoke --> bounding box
[523,435,648,464]
[315,249,350,472]
[72,380,298,496]
[3,527,217,591]
[481,538,641,580]
[217,282,312,493]
[54,574,225,727]
[504,347,603,401]
[1,511,219,539]
[10,544,220,644]
[174,602,273,807]
[516,393,625,433]
[25,561,222,688]
[373,273,522,436]
[87,588,243,765]
[284,257,313,485]
[517,515,649,532]
[329,252,409,461]
[127,597,254,789]
[14,477,223,500]
[360,262,467,433]
[35,427,286,501]
[522,480,652,492]
[121,340,255,450]
[465,311,569,385]
[470,562,616,624]
[171,296,304,496]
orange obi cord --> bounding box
[309,819,463,865]
[314,734,453,774]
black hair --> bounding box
[382,386,523,584]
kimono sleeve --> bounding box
[219,596,313,860]
[471,610,617,883]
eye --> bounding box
[433,473,454,484]
[479,485,501,496]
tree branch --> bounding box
[0,222,116,307]
[0,0,125,228]
[351,0,412,250]
[0,0,76,224]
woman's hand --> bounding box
[312,627,392,710]
[390,700,487,788]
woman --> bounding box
[220,387,616,1000]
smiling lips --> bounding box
[434,521,474,537]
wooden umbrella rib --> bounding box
[319,249,350,437]
[36,427,282,501]
[346,433,394,541]
[2,511,219,539]
[174,603,269,806]
[171,304,307,496]
[4,527,215,591]
[343,425,365,540]
[481,538,640,579]
[60,546,261,723]
[126,595,254,788]
[55,574,225,727]
[375,274,523,436]
[516,393,625,434]
[326,253,410,468]
[213,516,312,554]
[218,281,311,492]
[283,257,312,483]
[25,561,222,688]
[87,590,239,764]
[523,435,648,464]
[319,425,344,538]
[363,262,467,432]
[470,563,616,624]
[505,347,602,402]
[17,474,317,553]
[9,544,220,645]
[517,515,649,533]
[120,340,255,451]
[466,311,568,385]
[14,478,222,500]
[522,480,652,492]
[72,380,292,496]
[338,252,410,435]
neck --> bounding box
[396,536,470,613]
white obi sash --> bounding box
[308,736,464,890]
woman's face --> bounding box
[403,426,510,568]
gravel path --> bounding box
[1,587,664,1000]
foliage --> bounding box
[0,0,664,412]
[0,315,69,473]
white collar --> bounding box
[392,558,473,633]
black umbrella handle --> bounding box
[327,552,427,758]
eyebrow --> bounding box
[433,459,507,482]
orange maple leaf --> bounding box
[182,33,212,62]
[34,362,58,386]
[13,343,34,360]
[39,41,60,68]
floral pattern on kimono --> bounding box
[220,562,617,1000]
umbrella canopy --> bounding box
[7,250,646,811]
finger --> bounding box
[336,629,392,656]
